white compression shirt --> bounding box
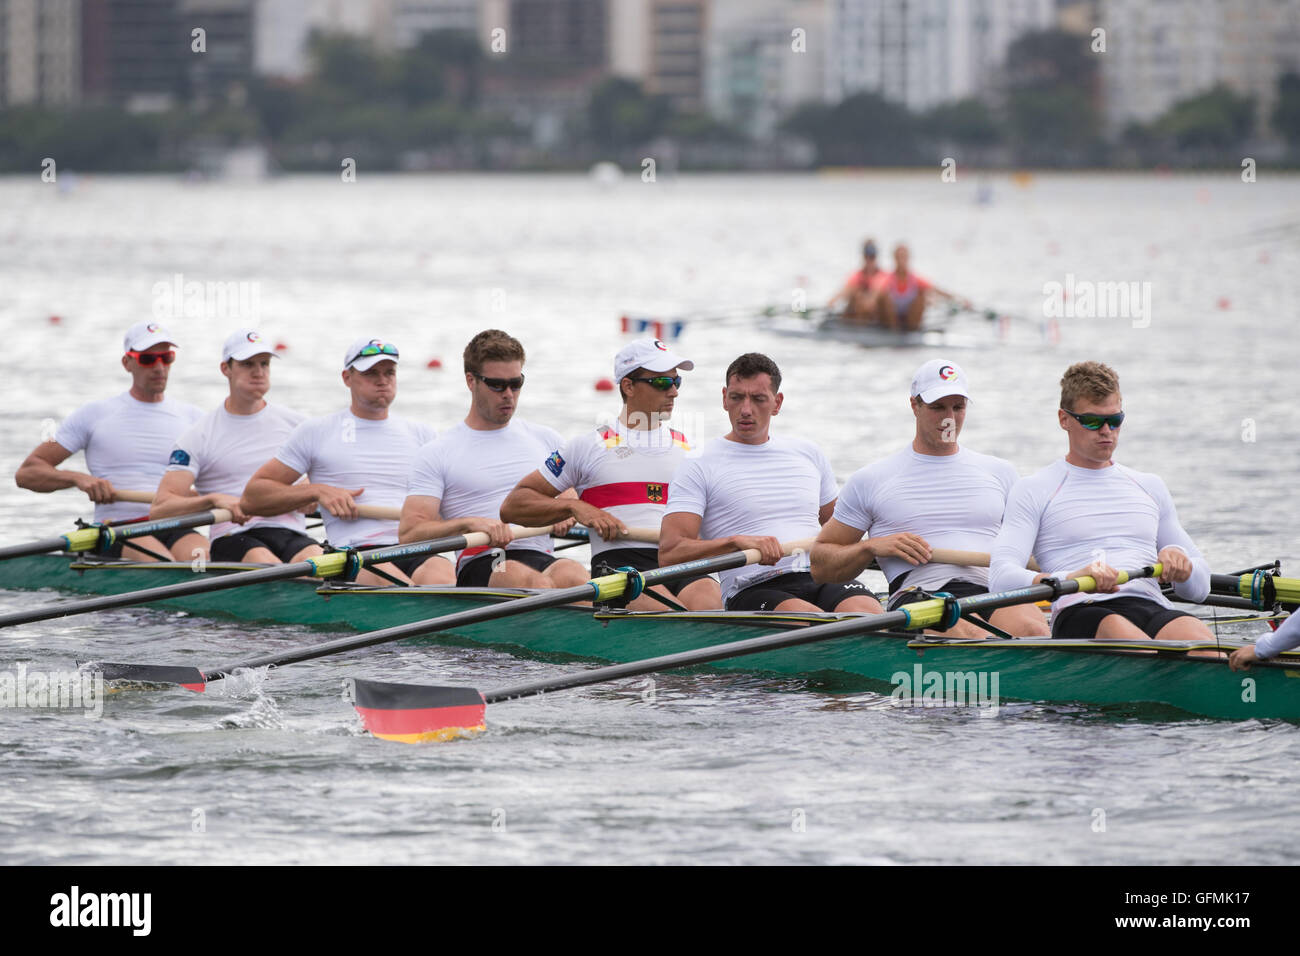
[990,458,1210,613]
[833,445,1019,591]
[274,409,436,548]
[54,391,203,523]
[666,435,837,603]
[167,401,308,540]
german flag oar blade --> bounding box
[90,662,207,692]
[351,678,486,743]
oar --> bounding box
[1211,571,1300,607]
[349,565,1163,742]
[88,542,813,691]
[0,508,234,563]
[0,525,552,630]
[113,488,405,523]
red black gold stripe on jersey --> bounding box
[579,481,670,507]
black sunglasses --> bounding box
[1061,408,1125,430]
[631,375,682,391]
[473,371,525,393]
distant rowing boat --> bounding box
[762,308,999,349]
[7,554,1298,721]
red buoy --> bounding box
[48,314,61,325]
[426,357,443,369]
[594,378,615,392]
[274,341,289,352]
[1216,297,1231,310]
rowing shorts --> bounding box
[104,525,202,560]
[591,547,715,598]
[726,572,874,612]
[1051,596,1196,639]
[887,578,986,611]
[457,548,555,588]
[211,526,320,563]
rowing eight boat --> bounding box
[5,553,1297,720]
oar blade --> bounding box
[350,678,486,743]
[89,662,207,692]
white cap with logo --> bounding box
[123,321,177,353]
[910,359,970,403]
[223,328,278,363]
[614,338,694,383]
[343,337,400,372]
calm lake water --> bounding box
[0,171,1298,865]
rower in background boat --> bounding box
[877,244,967,332]
[151,328,323,565]
[241,336,448,586]
[14,320,205,561]
[811,359,1049,638]
[400,330,587,589]
[990,361,1213,641]
[1229,609,1300,670]
[500,337,723,610]
[827,239,885,325]
[660,353,882,614]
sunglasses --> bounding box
[1062,408,1125,430]
[631,375,682,391]
[473,371,525,392]
[127,349,176,366]
[346,342,399,366]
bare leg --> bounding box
[239,546,279,564]
[835,594,884,613]
[411,555,455,586]
[989,602,1050,637]
[169,532,210,563]
[678,577,722,611]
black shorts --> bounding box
[726,571,873,612]
[211,526,319,563]
[592,547,714,598]
[104,524,200,560]
[1051,596,1196,640]
[887,578,986,611]
[457,548,555,588]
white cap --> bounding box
[343,336,400,372]
[123,321,177,353]
[222,328,278,363]
[614,338,694,383]
[910,359,970,403]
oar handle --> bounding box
[114,490,156,504]
[459,525,555,548]
[929,548,1041,572]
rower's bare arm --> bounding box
[503,473,622,539]
[15,441,114,501]
[811,518,871,583]
[400,494,512,547]
[151,470,248,522]
[659,512,783,566]
[242,459,344,517]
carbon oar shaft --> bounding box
[0,531,519,630]
[0,509,232,563]
[199,550,757,680]
[485,570,1153,703]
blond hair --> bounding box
[1060,361,1120,410]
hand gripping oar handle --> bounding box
[0,508,234,563]
[0,526,549,630]
[117,491,402,523]
[481,564,1161,704]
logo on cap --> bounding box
[939,365,958,381]
[654,340,667,351]
[246,331,260,343]
[147,323,161,333]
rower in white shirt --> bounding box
[500,337,722,610]
[151,328,323,565]
[15,320,205,561]
[242,336,451,587]
[659,352,882,614]
[400,329,588,589]
[811,359,1049,637]
[990,361,1212,641]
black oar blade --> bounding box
[350,678,486,743]
[89,662,207,692]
